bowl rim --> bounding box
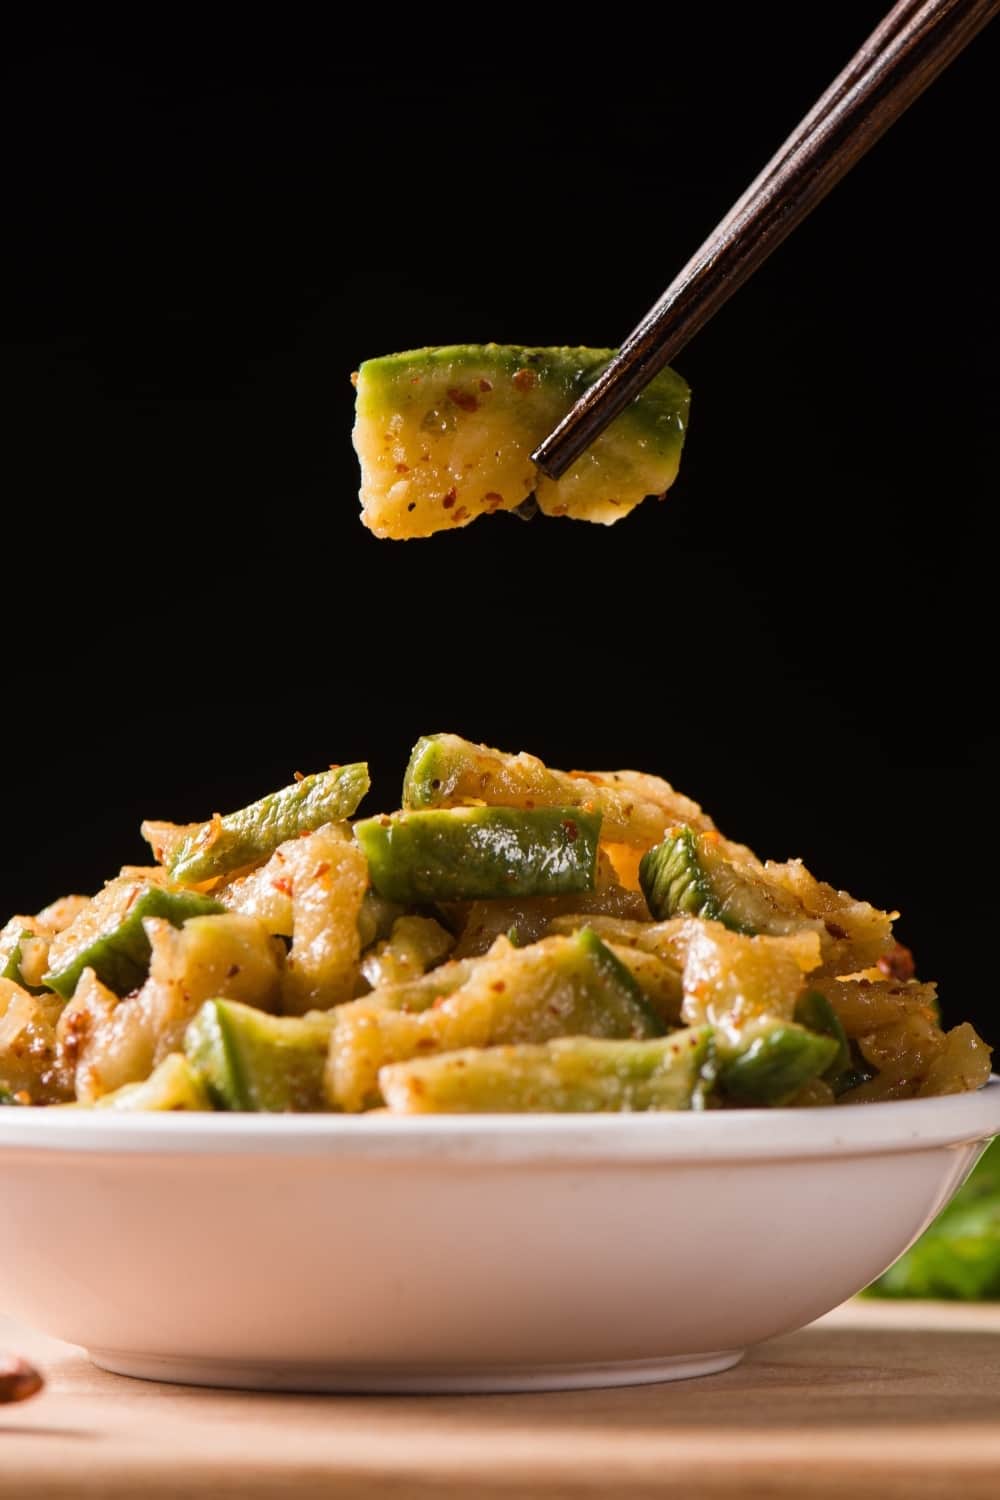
[1,1078,997,1163]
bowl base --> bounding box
[87,1346,745,1393]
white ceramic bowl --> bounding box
[2,1082,999,1393]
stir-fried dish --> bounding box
[0,735,990,1113]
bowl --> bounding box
[2,1082,998,1393]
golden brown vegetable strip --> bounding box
[917,1023,993,1098]
[677,921,821,1038]
[277,829,368,1014]
[31,894,91,934]
[763,858,896,975]
[220,827,369,1014]
[0,979,67,1104]
[808,974,939,1038]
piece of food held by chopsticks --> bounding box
[352,346,690,538]
[1,734,991,1115]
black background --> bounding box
[3,9,996,1038]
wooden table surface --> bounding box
[2,1301,999,1499]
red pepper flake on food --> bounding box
[512,368,537,391]
[271,877,293,897]
[395,462,410,474]
[442,489,457,509]
[451,506,469,523]
[447,386,479,413]
[407,501,416,512]
[561,819,579,842]
[484,491,504,510]
[549,503,568,516]
[490,981,506,993]
[313,862,331,879]
[878,942,916,981]
[293,771,305,782]
[226,964,241,978]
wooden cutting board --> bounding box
[2,1301,999,1499]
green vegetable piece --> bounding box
[379,1027,714,1113]
[0,919,50,993]
[93,1053,211,1112]
[44,885,225,1000]
[830,1053,878,1095]
[640,826,778,933]
[354,345,690,538]
[168,764,371,885]
[402,732,711,845]
[1,929,31,989]
[403,733,487,809]
[186,998,333,1112]
[355,806,601,904]
[794,990,852,1089]
[640,827,729,925]
[574,925,661,1034]
[719,1021,840,1106]
[1,930,23,983]
[869,1138,1000,1300]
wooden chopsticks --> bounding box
[531,0,999,481]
